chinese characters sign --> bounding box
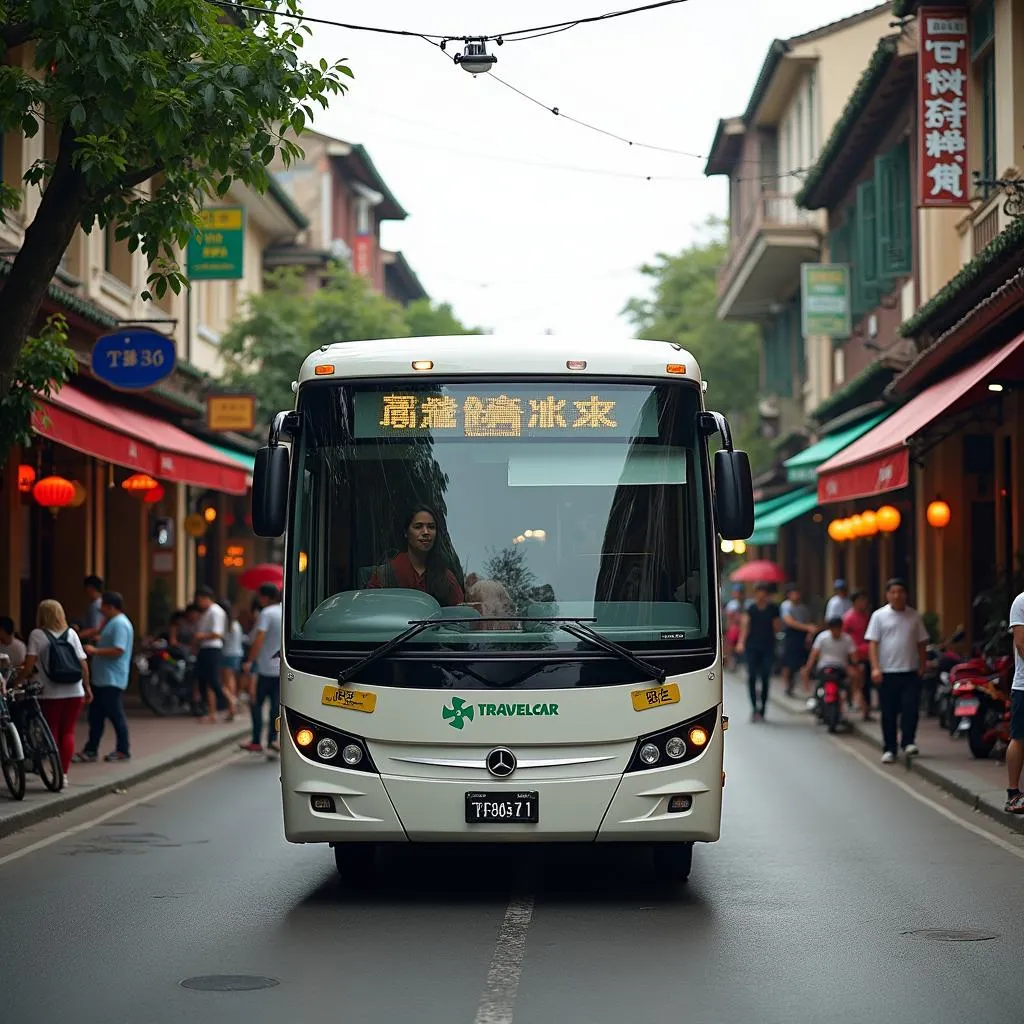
[918,10,970,208]
[206,394,257,433]
[91,328,176,391]
[353,235,373,279]
[186,207,245,280]
[801,264,851,339]
[353,387,660,440]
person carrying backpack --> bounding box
[78,591,134,763]
[16,599,92,789]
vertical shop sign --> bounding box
[353,235,373,279]
[918,9,970,208]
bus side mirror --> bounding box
[252,445,290,538]
[714,450,754,541]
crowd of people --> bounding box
[724,576,930,764]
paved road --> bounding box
[3,678,1024,1024]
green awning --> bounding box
[752,489,803,519]
[783,412,890,483]
[209,443,256,473]
[749,488,819,546]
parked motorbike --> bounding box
[950,627,1013,758]
[922,627,966,729]
[809,665,850,734]
[136,642,200,717]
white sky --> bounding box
[298,0,880,335]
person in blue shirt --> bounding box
[76,591,134,763]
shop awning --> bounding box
[208,443,256,473]
[817,331,1024,504]
[33,384,249,495]
[783,412,890,483]
[749,488,818,545]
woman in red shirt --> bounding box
[842,590,873,720]
[368,505,464,607]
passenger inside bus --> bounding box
[365,505,465,607]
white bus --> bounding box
[251,334,753,882]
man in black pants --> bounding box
[193,585,229,722]
[736,583,782,721]
[240,584,282,753]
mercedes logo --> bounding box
[486,747,517,778]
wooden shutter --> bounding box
[877,141,912,279]
[856,180,878,285]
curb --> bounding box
[0,726,249,839]
[766,691,1024,837]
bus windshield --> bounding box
[288,379,714,663]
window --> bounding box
[973,0,996,198]
[875,138,912,279]
[763,310,793,397]
[103,223,133,285]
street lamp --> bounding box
[455,39,497,75]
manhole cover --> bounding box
[180,975,280,992]
[902,929,998,942]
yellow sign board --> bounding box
[206,394,256,433]
[183,513,207,538]
[630,683,681,712]
[321,686,377,714]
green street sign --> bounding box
[187,206,245,280]
[801,263,851,339]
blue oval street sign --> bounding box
[91,328,177,391]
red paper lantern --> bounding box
[122,473,159,494]
[877,505,901,533]
[17,464,36,493]
[33,475,75,512]
[926,499,951,529]
[144,484,166,504]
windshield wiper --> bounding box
[337,615,666,685]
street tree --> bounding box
[483,546,537,616]
[0,0,352,397]
[403,299,483,338]
[622,217,770,470]
[219,264,478,418]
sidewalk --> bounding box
[0,694,249,838]
[756,674,1024,835]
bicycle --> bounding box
[9,680,63,793]
[0,657,26,800]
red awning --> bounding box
[33,384,249,495]
[817,331,1024,504]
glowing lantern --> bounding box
[144,484,165,505]
[927,499,951,529]
[69,481,88,508]
[122,473,159,495]
[860,509,878,536]
[849,514,864,537]
[17,464,36,493]
[827,519,846,543]
[33,475,75,514]
[203,506,217,523]
[877,506,901,533]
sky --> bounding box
[296,0,884,336]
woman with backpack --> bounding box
[15,599,92,789]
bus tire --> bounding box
[333,842,377,879]
[653,841,693,883]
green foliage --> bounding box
[220,264,476,418]
[0,0,352,299]
[483,546,537,616]
[621,218,771,471]
[403,299,483,338]
[0,315,76,465]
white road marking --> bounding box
[832,736,1024,862]
[0,753,237,869]
[474,894,536,1024]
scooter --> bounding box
[923,627,966,726]
[136,641,201,717]
[809,665,850,734]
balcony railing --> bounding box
[718,192,818,291]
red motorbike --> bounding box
[951,649,1013,759]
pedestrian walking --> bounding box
[193,586,230,723]
[843,590,873,720]
[780,584,817,696]
[220,603,244,713]
[1004,589,1024,813]
[77,591,134,763]
[240,583,282,753]
[864,578,929,764]
[78,575,105,642]
[0,615,27,668]
[16,600,92,789]
[736,582,781,721]
[824,579,852,621]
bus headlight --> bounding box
[342,744,363,766]
[625,707,718,773]
[284,709,378,774]
[317,737,339,760]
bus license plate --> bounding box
[465,792,539,824]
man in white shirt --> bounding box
[193,586,230,723]
[0,616,27,669]
[805,616,858,682]
[865,577,929,764]
[241,583,283,753]
[824,579,852,622]
[1004,590,1024,813]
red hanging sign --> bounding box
[353,235,373,279]
[817,449,910,505]
[918,8,970,208]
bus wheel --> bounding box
[333,842,377,878]
[653,842,693,883]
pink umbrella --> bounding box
[239,563,283,591]
[729,560,787,584]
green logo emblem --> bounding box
[442,696,475,730]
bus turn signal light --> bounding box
[665,364,687,374]
[314,364,335,375]
[295,728,315,747]
[688,725,709,747]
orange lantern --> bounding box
[144,484,166,505]
[33,475,75,514]
[17,464,36,493]
[860,509,878,536]
[849,514,865,538]
[827,519,846,543]
[69,481,88,508]
[877,505,901,533]
[122,473,159,494]
[926,499,951,529]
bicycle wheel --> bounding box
[1,724,26,800]
[28,714,62,792]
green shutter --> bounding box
[875,150,894,281]
[877,141,912,279]
[856,180,878,285]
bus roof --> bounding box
[297,334,703,386]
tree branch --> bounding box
[1,20,40,51]
[99,162,165,201]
